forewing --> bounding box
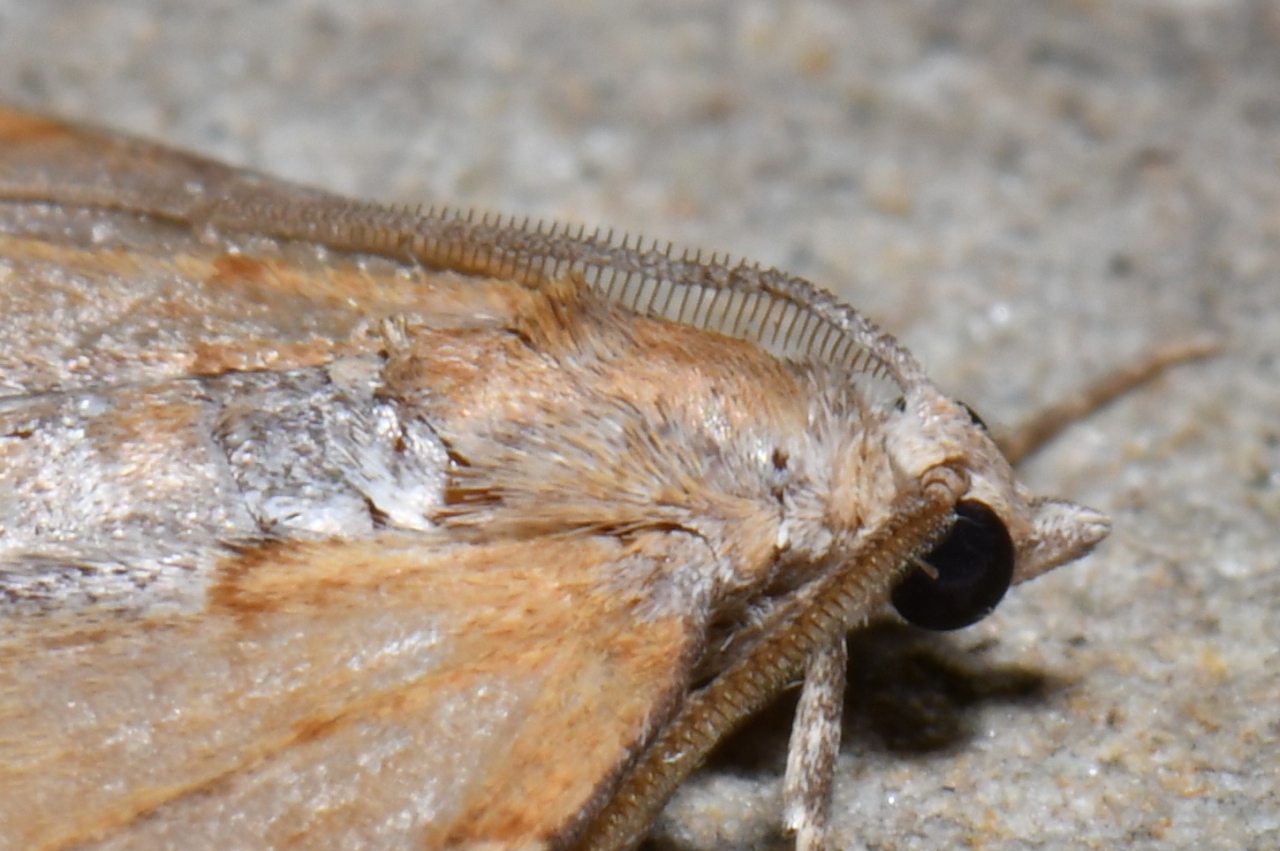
[0,533,696,851]
[0,105,541,400]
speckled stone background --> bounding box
[3,1,1276,848]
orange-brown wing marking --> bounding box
[0,533,697,851]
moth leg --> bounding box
[782,633,848,851]
[996,337,1220,464]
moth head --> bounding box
[886,391,1111,631]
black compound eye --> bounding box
[891,500,1015,631]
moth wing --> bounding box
[0,105,542,401]
[0,104,341,218]
[0,533,695,851]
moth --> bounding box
[0,106,1111,851]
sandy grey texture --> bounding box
[2,1,1276,849]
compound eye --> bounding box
[891,500,1015,631]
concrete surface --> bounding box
[2,1,1276,848]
